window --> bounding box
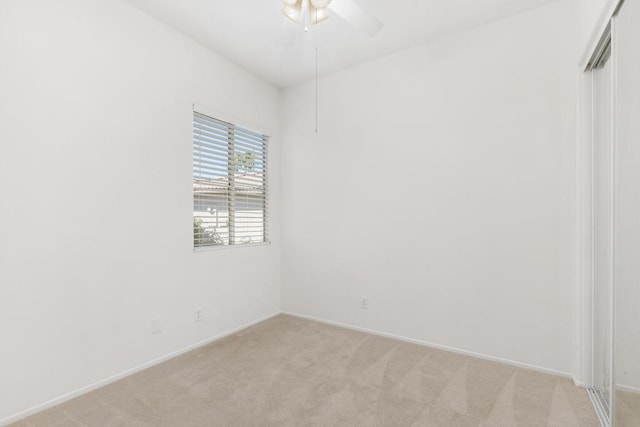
[193,111,268,248]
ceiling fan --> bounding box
[281,0,382,36]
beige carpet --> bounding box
[616,390,640,426]
[14,315,598,426]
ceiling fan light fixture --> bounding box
[282,0,330,27]
[310,7,330,25]
[282,3,302,23]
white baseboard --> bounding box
[0,311,281,427]
[283,311,576,382]
[617,384,640,394]
[573,376,589,388]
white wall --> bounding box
[0,0,281,422]
[282,1,579,377]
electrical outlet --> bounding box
[152,319,162,335]
[195,308,204,322]
[361,297,369,310]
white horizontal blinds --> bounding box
[193,113,232,247]
[232,125,268,245]
[193,111,268,248]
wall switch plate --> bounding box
[152,319,162,334]
[195,308,204,322]
[361,297,369,309]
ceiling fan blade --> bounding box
[328,0,382,36]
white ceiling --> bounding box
[125,0,556,88]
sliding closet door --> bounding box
[614,1,640,425]
[593,48,613,419]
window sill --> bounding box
[193,241,272,253]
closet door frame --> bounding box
[580,2,625,426]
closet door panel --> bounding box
[593,54,613,417]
